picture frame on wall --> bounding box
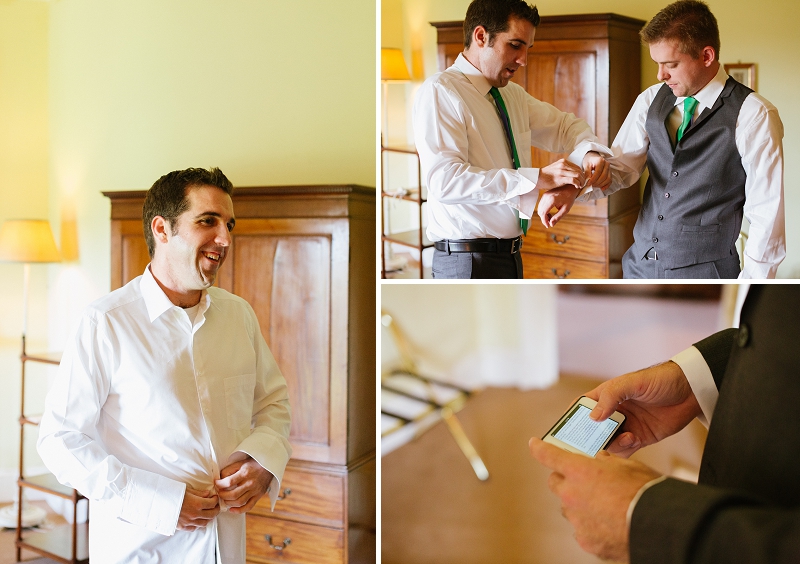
[724,62,757,91]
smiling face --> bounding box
[467,16,535,88]
[649,39,718,98]
[150,184,235,307]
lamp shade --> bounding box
[381,48,411,82]
[0,219,61,263]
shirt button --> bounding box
[672,171,679,177]
[738,324,750,347]
[665,192,671,198]
[652,237,658,243]
[658,215,664,220]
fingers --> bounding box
[219,460,245,480]
[228,495,260,514]
[186,487,213,498]
[547,471,565,494]
[537,195,554,227]
[605,432,640,458]
[529,437,576,473]
[546,200,571,227]
[584,157,610,188]
[590,379,629,422]
[539,159,584,191]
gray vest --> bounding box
[628,77,752,269]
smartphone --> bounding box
[542,396,625,458]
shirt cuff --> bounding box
[567,142,612,166]
[118,467,186,536]
[670,347,718,427]
[626,475,667,528]
[518,189,539,220]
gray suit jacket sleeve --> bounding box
[631,478,800,564]
[692,327,737,389]
[630,288,800,564]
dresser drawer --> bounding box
[523,219,607,261]
[246,515,344,564]
[252,466,345,528]
[522,254,608,279]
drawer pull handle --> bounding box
[276,487,292,501]
[264,535,292,551]
[550,234,570,245]
[551,268,571,279]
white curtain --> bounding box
[381,284,558,390]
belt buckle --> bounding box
[510,237,522,254]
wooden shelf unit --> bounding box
[381,145,433,279]
[15,340,88,564]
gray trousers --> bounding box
[431,249,523,279]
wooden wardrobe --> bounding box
[432,14,645,278]
[104,185,376,563]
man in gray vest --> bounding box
[538,0,785,278]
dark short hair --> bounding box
[464,0,540,48]
[640,0,720,58]
[142,167,234,258]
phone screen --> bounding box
[552,403,621,457]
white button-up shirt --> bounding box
[38,266,292,564]
[413,53,608,241]
[580,65,785,278]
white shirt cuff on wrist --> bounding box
[670,346,719,427]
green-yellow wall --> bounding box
[0,0,375,483]
[385,0,800,277]
[0,1,52,478]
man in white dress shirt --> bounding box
[413,0,612,278]
[551,0,785,279]
[38,168,292,563]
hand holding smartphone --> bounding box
[542,396,625,458]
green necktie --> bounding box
[676,96,698,143]
[489,86,528,235]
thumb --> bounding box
[590,380,628,421]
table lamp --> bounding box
[0,219,61,528]
[381,49,412,273]
[380,47,411,145]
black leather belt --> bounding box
[434,236,523,254]
[645,248,658,260]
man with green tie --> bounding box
[544,0,785,279]
[413,0,612,279]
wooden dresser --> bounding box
[432,14,645,278]
[104,185,376,563]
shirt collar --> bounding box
[674,64,728,112]
[454,52,493,96]
[140,265,210,323]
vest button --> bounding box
[665,192,671,198]
[672,171,679,177]
[738,324,750,347]
[652,237,658,243]
[658,215,664,220]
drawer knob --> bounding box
[264,535,292,551]
[550,234,570,245]
[551,268,571,279]
[276,487,292,501]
